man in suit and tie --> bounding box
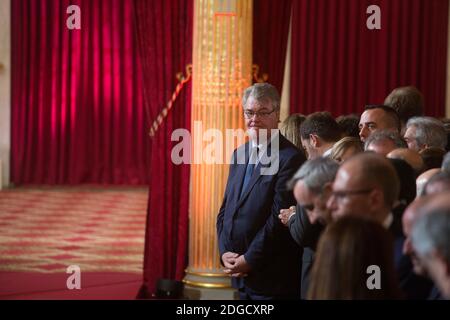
[216,83,305,300]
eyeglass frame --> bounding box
[243,108,277,119]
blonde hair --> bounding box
[281,113,306,150]
[330,137,363,162]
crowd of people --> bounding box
[216,83,450,300]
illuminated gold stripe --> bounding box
[184,269,227,277]
[182,279,232,289]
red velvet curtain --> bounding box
[290,0,449,117]
[11,0,150,185]
[253,0,293,92]
[134,0,192,296]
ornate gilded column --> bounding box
[183,0,253,299]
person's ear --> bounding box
[322,183,333,199]
[369,188,383,209]
[309,134,319,148]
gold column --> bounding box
[183,0,253,298]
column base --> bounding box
[183,285,238,300]
[182,269,238,300]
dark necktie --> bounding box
[240,146,258,198]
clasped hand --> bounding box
[222,252,250,278]
[278,206,296,225]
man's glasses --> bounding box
[243,109,276,119]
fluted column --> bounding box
[183,0,252,298]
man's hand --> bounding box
[222,252,239,270]
[224,255,251,277]
[278,206,296,226]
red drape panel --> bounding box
[253,0,292,92]
[11,0,149,185]
[134,0,192,296]
[290,0,449,117]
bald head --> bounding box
[404,191,450,237]
[403,192,450,275]
[328,153,400,223]
[387,148,424,174]
[416,168,441,197]
[344,153,400,208]
[419,191,450,214]
[423,171,450,196]
[403,196,433,236]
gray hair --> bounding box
[364,130,407,150]
[406,117,447,150]
[441,152,450,173]
[411,210,450,262]
[423,171,450,195]
[288,157,339,193]
[242,83,281,111]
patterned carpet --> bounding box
[0,187,148,274]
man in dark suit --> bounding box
[289,208,321,299]
[327,152,430,298]
[216,83,305,300]
[278,157,338,298]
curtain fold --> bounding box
[134,0,193,296]
[253,0,292,92]
[11,0,150,185]
[290,0,449,117]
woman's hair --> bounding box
[308,217,402,300]
[330,136,363,162]
[281,113,306,150]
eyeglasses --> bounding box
[243,109,276,119]
[330,188,373,201]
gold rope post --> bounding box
[149,64,192,137]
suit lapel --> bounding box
[230,143,250,205]
[236,162,263,207]
[231,134,286,210]
[235,136,283,208]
